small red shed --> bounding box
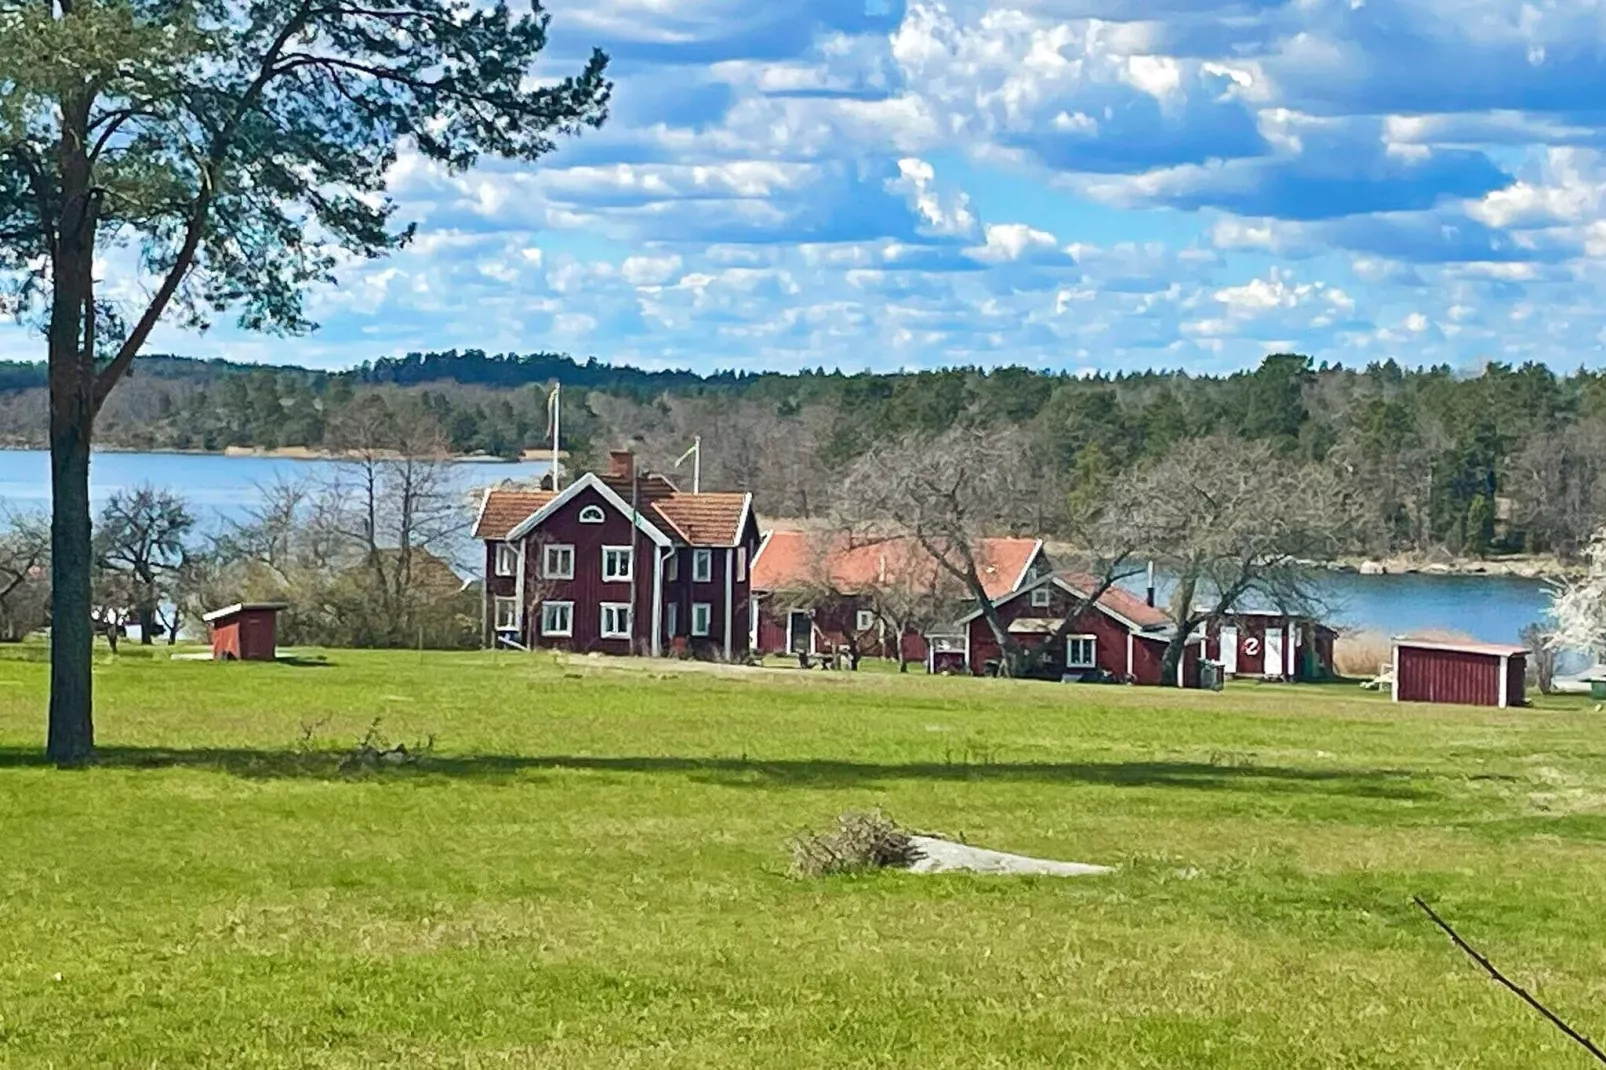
[1391,638,1527,708]
[203,602,287,662]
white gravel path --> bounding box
[906,836,1113,877]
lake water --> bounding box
[0,449,1560,647]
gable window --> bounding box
[736,546,747,582]
[495,543,519,578]
[666,602,680,637]
[602,546,634,583]
[691,602,712,637]
[665,552,679,582]
[543,544,574,580]
[692,549,713,583]
[1031,586,1053,608]
[855,609,876,633]
[541,601,573,637]
[600,602,633,639]
[1067,635,1097,669]
[494,596,519,632]
[579,505,605,524]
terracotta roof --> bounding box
[1054,571,1171,630]
[474,477,751,547]
[1395,637,1528,657]
[752,531,1041,599]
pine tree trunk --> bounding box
[47,407,95,765]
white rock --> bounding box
[906,836,1113,878]
[1358,560,1386,576]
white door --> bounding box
[1220,626,1239,675]
[1264,629,1284,678]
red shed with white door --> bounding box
[1391,638,1527,708]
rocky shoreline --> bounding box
[1306,556,1574,581]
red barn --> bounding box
[203,602,286,661]
[749,530,1050,663]
[958,573,1204,686]
[1203,612,1337,681]
[473,452,759,659]
[1392,638,1527,708]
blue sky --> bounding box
[12,0,1606,375]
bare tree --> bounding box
[1117,435,1353,684]
[93,486,196,645]
[0,511,50,642]
[1519,622,1558,694]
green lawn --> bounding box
[2,644,1605,1068]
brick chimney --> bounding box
[608,450,635,480]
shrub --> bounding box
[789,809,922,877]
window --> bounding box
[691,602,712,636]
[600,602,633,639]
[543,544,574,580]
[736,546,747,582]
[495,543,519,577]
[602,546,634,582]
[540,601,573,637]
[1067,635,1096,668]
[1031,586,1053,608]
[692,549,713,583]
[579,505,605,524]
[855,609,877,633]
[666,602,679,637]
[494,596,519,632]
[665,552,679,582]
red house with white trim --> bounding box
[1203,611,1338,681]
[750,531,1050,662]
[473,451,759,659]
[958,572,1204,685]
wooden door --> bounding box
[1264,628,1284,678]
[1220,626,1238,675]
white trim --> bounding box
[1030,586,1052,608]
[855,608,877,633]
[1012,540,1046,591]
[1391,643,1401,703]
[1126,632,1134,678]
[965,619,973,675]
[1498,654,1510,709]
[736,546,748,583]
[786,609,814,654]
[540,600,574,638]
[955,572,1155,634]
[667,601,680,639]
[731,494,754,548]
[494,542,519,578]
[693,602,713,637]
[750,530,775,580]
[1066,634,1097,669]
[493,596,520,633]
[724,547,734,660]
[600,602,633,640]
[749,596,760,650]
[515,540,527,639]
[542,543,575,580]
[506,473,673,547]
[578,504,606,524]
[602,545,634,583]
[692,548,714,584]
[473,487,493,539]
[201,602,286,623]
[651,548,665,657]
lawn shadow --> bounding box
[0,746,1442,800]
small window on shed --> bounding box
[579,505,606,524]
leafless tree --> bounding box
[93,486,196,644]
[0,510,50,642]
[1117,434,1355,684]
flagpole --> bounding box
[551,383,561,491]
[693,435,701,494]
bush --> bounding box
[789,810,922,877]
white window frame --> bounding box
[692,548,713,583]
[493,596,519,632]
[736,546,747,583]
[1031,586,1052,608]
[600,602,633,640]
[494,543,519,578]
[542,543,575,580]
[578,505,606,524]
[602,545,634,583]
[691,602,712,637]
[666,602,679,637]
[1067,634,1097,669]
[665,552,679,582]
[540,600,574,638]
[855,608,877,633]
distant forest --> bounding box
[3,349,1605,560]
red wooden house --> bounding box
[1202,611,1337,681]
[749,531,1050,663]
[957,572,1204,685]
[1392,638,1527,707]
[473,452,759,659]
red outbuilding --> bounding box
[1391,638,1527,708]
[204,602,287,662]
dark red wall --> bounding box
[210,609,278,661]
[966,585,1138,679]
[1396,646,1519,706]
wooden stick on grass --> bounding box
[1413,895,1606,1065]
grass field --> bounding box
[2,644,1605,1068]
